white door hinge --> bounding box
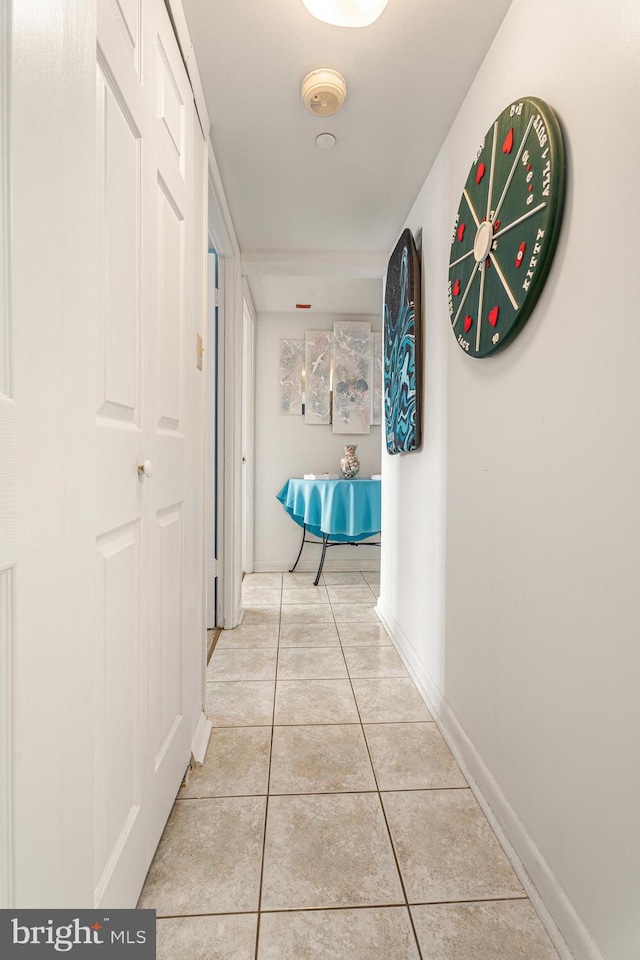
[214,287,220,307]
[212,558,219,577]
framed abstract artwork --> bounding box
[384,228,422,454]
[304,330,333,424]
[332,320,372,435]
[278,339,304,414]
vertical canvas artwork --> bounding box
[371,332,383,426]
[278,339,303,415]
[384,229,422,453]
[304,330,333,425]
[332,320,372,435]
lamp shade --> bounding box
[303,0,389,28]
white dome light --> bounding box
[303,0,389,28]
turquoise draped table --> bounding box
[276,478,381,584]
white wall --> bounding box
[254,312,382,571]
[378,3,640,960]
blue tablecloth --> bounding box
[276,478,381,542]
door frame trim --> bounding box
[0,0,13,908]
[207,141,243,628]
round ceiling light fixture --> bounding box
[303,0,389,27]
[316,133,336,149]
[301,69,347,117]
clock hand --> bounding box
[486,121,498,221]
[492,202,547,240]
[476,263,486,353]
[488,252,519,310]
[493,115,535,221]
[463,189,480,228]
[452,263,480,329]
[449,248,475,270]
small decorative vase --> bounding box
[340,444,360,479]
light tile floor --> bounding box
[139,570,559,960]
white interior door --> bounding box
[206,249,218,627]
[94,0,205,906]
[0,0,15,906]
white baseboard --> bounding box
[254,559,381,573]
[376,598,604,960]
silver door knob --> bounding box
[138,460,154,478]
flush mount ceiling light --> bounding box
[303,0,389,27]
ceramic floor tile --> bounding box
[331,603,379,623]
[157,914,258,960]
[180,727,271,798]
[274,679,359,725]
[280,603,334,624]
[278,622,340,647]
[242,605,281,625]
[269,724,376,794]
[207,648,277,682]
[206,682,275,727]
[352,678,433,723]
[138,797,266,916]
[277,647,347,680]
[338,623,392,646]
[281,586,329,604]
[364,723,466,791]
[327,585,378,604]
[322,571,367,585]
[240,586,282,605]
[343,646,409,678]
[382,790,524,903]
[215,624,279,650]
[363,572,380,587]
[411,901,559,960]
[261,793,404,910]
[282,572,321,589]
[257,907,420,960]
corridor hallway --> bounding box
[138,572,559,959]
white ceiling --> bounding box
[182,0,513,312]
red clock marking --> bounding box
[488,306,499,327]
[502,128,514,154]
[457,223,466,243]
[476,162,486,184]
[528,184,533,192]
[452,279,461,296]
[527,164,531,171]
[516,242,526,267]
[485,257,491,268]
[464,315,473,334]
[493,219,500,232]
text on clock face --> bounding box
[522,229,545,292]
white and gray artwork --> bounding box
[371,332,383,426]
[332,320,372,435]
[278,339,303,415]
[304,330,333,425]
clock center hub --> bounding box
[473,221,494,263]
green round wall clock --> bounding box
[448,97,566,358]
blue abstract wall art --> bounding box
[384,229,422,454]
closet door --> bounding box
[94,0,205,906]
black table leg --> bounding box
[289,524,307,573]
[314,533,329,586]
